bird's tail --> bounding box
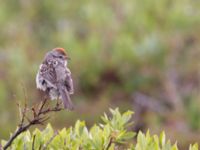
[58,83,74,110]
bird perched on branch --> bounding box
[36,48,74,110]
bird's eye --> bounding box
[59,56,63,59]
[53,61,57,65]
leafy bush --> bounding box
[1,108,198,150]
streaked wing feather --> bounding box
[40,63,57,86]
[65,68,74,94]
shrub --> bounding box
[1,108,198,150]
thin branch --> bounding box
[3,98,64,150]
[32,134,36,150]
[105,137,113,150]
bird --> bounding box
[36,48,74,110]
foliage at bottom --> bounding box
[1,108,198,150]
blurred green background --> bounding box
[0,0,200,149]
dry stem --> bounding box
[3,98,63,150]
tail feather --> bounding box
[58,84,74,110]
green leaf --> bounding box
[160,131,166,147]
[1,108,199,150]
[189,143,199,150]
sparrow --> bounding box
[36,48,74,110]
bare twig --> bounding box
[32,134,36,150]
[3,98,64,150]
[105,137,113,150]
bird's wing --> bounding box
[54,62,74,94]
[39,63,57,88]
[65,68,74,94]
[54,63,74,110]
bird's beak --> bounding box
[65,56,71,60]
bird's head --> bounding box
[45,47,70,66]
[52,48,70,60]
